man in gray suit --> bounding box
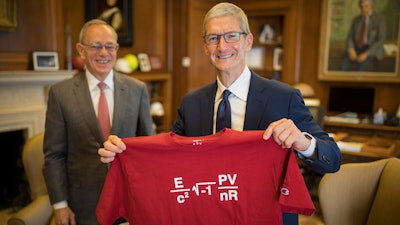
[341,0,386,71]
[42,19,154,225]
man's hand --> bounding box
[348,49,358,61]
[98,135,126,163]
[357,52,369,62]
[54,207,76,225]
[262,118,311,152]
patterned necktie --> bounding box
[216,89,232,132]
[98,82,111,140]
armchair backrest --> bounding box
[319,158,400,225]
[366,158,400,225]
[22,132,47,199]
[318,159,387,225]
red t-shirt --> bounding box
[96,129,315,225]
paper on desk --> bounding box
[337,141,363,152]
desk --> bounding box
[324,121,400,138]
[324,121,400,163]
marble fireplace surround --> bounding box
[0,70,76,139]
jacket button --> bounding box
[322,155,330,163]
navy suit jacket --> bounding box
[171,72,341,174]
[171,72,341,224]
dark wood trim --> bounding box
[169,0,189,120]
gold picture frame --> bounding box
[318,0,400,83]
[0,0,17,30]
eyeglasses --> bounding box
[81,42,119,52]
[203,32,247,45]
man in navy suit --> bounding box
[99,3,341,225]
[341,0,386,71]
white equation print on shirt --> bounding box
[170,174,238,204]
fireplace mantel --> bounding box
[0,70,76,138]
[0,70,77,84]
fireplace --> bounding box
[0,70,75,210]
[0,129,29,211]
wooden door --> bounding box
[186,0,217,92]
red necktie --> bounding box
[98,82,111,140]
[357,16,367,49]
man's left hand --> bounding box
[263,118,311,151]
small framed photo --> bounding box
[137,53,151,72]
[32,51,59,71]
[149,55,163,70]
[259,24,275,44]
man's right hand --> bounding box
[98,135,126,163]
[54,207,76,225]
[348,49,358,61]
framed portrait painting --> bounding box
[318,0,400,82]
[86,0,133,46]
[0,0,17,30]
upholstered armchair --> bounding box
[7,132,55,225]
[318,157,400,225]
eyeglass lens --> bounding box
[204,32,246,45]
[83,42,118,52]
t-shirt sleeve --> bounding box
[96,155,129,224]
[279,150,316,216]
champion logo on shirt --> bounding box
[281,188,289,196]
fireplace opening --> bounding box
[0,130,31,212]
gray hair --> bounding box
[359,0,374,6]
[202,2,251,36]
[78,19,118,44]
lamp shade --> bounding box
[293,83,315,97]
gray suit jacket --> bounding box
[43,72,154,224]
[346,11,386,59]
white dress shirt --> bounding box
[86,71,115,126]
[213,66,250,133]
[213,66,316,157]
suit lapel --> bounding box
[111,73,127,136]
[243,73,270,130]
[73,73,104,142]
[199,76,270,133]
[200,83,217,135]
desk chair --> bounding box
[307,105,325,128]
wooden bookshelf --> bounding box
[129,72,172,133]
